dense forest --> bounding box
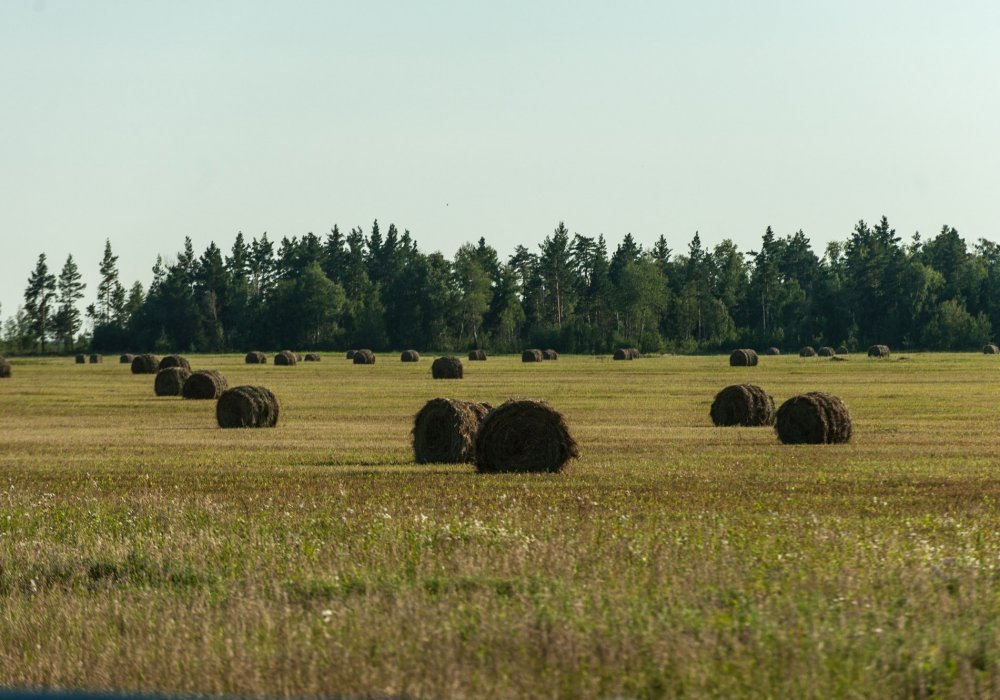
[5,216,999,355]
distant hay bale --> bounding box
[729,349,759,367]
[775,392,852,445]
[543,349,558,360]
[984,344,999,354]
[159,354,190,371]
[411,398,491,463]
[75,354,85,364]
[400,350,421,362]
[818,346,836,357]
[119,353,135,364]
[131,354,160,374]
[799,346,817,357]
[304,353,321,362]
[89,354,103,364]
[154,367,191,397]
[183,370,228,400]
[431,356,463,379]
[521,349,543,362]
[295,353,303,362]
[628,348,640,359]
[216,385,280,429]
[346,349,358,360]
[867,344,891,358]
[765,347,781,355]
[274,350,298,366]
[475,399,579,474]
[0,358,11,378]
[353,349,376,365]
[468,349,487,361]
[613,348,633,361]
[245,351,267,364]
[836,345,849,355]
[710,384,775,427]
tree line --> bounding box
[4,216,998,355]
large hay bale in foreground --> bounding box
[154,367,191,397]
[818,346,836,357]
[765,347,781,356]
[353,349,376,365]
[521,349,543,363]
[274,350,298,366]
[984,344,999,355]
[304,353,321,362]
[131,354,160,374]
[75,354,86,364]
[867,344,891,358]
[400,350,420,362]
[431,356,463,379]
[216,386,280,429]
[613,348,633,361]
[729,349,759,367]
[710,384,775,427]
[799,346,817,357]
[183,370,229,400]
[412,398,491,464]
[89,354,103,364]
[775,392,852,445]
[346,349,358,360]
[836,345,849,355]
[119,353,135,364]
[245,351,267,364]
[159,354,190,371]
[468,349,487,361]
[543,349,558,360]
[475,399,579,473]
[0,358,11,378]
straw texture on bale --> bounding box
[400,350,420,362]
[0,358,11,378]
[431,356,463,379]
[710,384,775,427]
[836,345,849,355]
[799,346,817,357]
[183,370,228,400]
[867,344,891,358]
[818,346,836,357]
[304,353,321,362]
[159,354,190,371]
[217,385,280,429]
[154,367,191,397]
[613,348,633,361]
[627,348,640,359]
[75,354,85,364]
[353,349,376,365]
[543,349,558,360]
[89,354,103,364]
[729,349,759,367]
[765,347,781,355]
[521,349,543,362]
[346,349,357,360]
[475,399,579,473]
[245,351,267,364]
[468,349,487,361]
[775,392,852,445]
[295,353,303,362]
[274,350,298,366]
[131,354,160,374]
[411,398,491,464]
[119,353,135,364]
[984,344,1000,354]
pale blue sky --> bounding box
[3,1,999,320]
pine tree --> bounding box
[23,253,57,352]
[53,255,86,351]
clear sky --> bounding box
[2,0,999,320]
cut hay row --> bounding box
[468,349,487,361]
[245,351,267,364]
[353,349,376,365]
[775,392,852,444]
[475,399,579,473]
[216,386,280,428]
[521,349,543,363]
[131,354,160,374]
[729,349,758,367]
[710,384,775,427]
[412,398,491,463]
[431,356,463,379]
[400,350,420,362]
[183,370,228,400]
[867,344,891,358]
[154,367,191,397]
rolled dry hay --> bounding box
[867,344,891,358]
[159,354,190,371]
[799,346,817,357]
[543,349,558,360]
[346,349,358,360]
[468,349,487,361]
[475,399,579,473]
[274,350,298,366]
[628,348,640,359]
[183,370,228,400]
[294,352,303,362]
[412,398,491,463]
[818,346,836,357]
[216,385,280,429]
[75,354,86,364]
[353,349,376,365]
[521,349,543,362]
[984,344,999,355]
[304,353,321,362]
[119,353,135,364]
[131,354,160,374]
[836,345,849,355]
[431,356,463,379]
[775,392,852,444]
[0,357,11,378]
[613,348,633,361]
[765,347,781,356]
[89,354,103,364]
[400,350,421,362]
[154,367,191,397]
[710,384,775,427]
[729,349,759,367]
[245,351,267,364]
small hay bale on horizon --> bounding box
[729,349,759,367]
[131,354,160,374]
[89,354,103,364]
[710,384,775,427]
[346,349,358,360]
[775,392,852,444]
[867,344,891,358]
[799,346,817,357]
[154,367,191,397]
[613,348,633,361]
[183,370,229,400]
[543,349,558,360]
[475,399,579,473]
[818,346,836,357]
[412,398,491,464]
[119,353,135,364]
[353,349,376,365]
[304,353,321,362]
[274,350,298,366]
[401,350,420,362]
[245,351,267,364]
[159,354,190,371]
[521,349,543,363]
[836,345,849,355]
[431,356,463,379]
[468,349,487,361]
[75,354,85,364]
[984,344,999,354]
[765,347,781,355]
[216,386,280,429]
[0,357,11,378]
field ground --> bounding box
[2,352,1000,698]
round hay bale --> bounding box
[412,398,491,464]
[119,353,135,364]
[216,385,280,429]
[89,354,103,364]
[75,354,86,364]
[627,348,640,359]
[400,350,420,362]
[274,350,298,366]
[0,357,11,378]
[521,349,543,362]
[543,349,558,360]
[765,347,781,356]
[710,384,775,427]
[183,370,229,400]
[245,351,267,364]
[131,354,160,374]
[836,345,849,355]
[295,352,303,362]
[154,367,191,397]
[867,344,891,358]
[818,346,836,357]
[799,346,817,357]
[159,354,190,371]
[729,349,759,367]
[475,399,579,473]
[304,353,321,362]
[346,349,358,360]
[353,349,376,365]
[431,356,463,379]
[983,344,999,355]
[613,348,633,361]
[775,392,852,445]
[468,349,487,361]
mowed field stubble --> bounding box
[2,353,1000,698]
